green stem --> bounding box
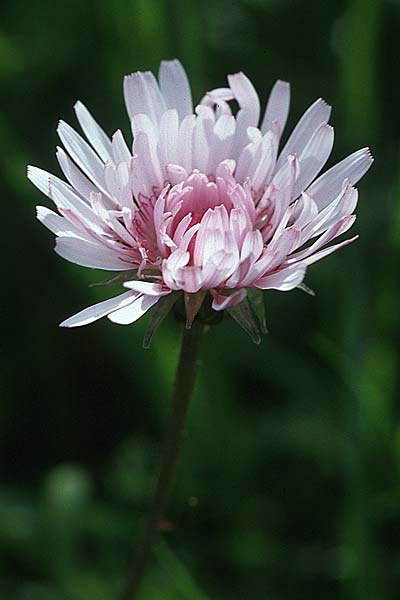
[121,321,204,599]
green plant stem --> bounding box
[121,321,204,599]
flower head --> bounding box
[28,60,372,343]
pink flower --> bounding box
[28,60,372,341]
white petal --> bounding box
[301,235,358,266]
[56,147,95,201]
[74,101,113,163]
[57,120,109,195]
[192,110,213,173]
[276,98,331,171]
[123,281,169,296]
[55,237,134,270]
[177,115,196,173]
[27,166,103,230]
[108,294,161,324]
[112,130,132,164]
[291,123,334,198]
[227,72,260,127]
[211,289,247,311]
[132,131,163,194]
[60,290,136,327]
[261,80,290,136]
[207,115,235,173]
[158,59,193,120]
[228,72,261,156]
[36,206,85,237]
[290,214,356,262]
[159,109,180,167]
[124,70,166,124]
[255,264,307,291]
[306,147,373,209]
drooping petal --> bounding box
[211,289,247,311]
[108,293,164,324]
[227,71,260,128]
[228,72,261,154]
[60,290,136,327]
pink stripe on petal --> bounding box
[36,206,87,238]
[300,235,358,266]
[55,237,134,270]
[289,214,356,262]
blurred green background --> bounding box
[2,0,400,598]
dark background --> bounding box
[2,0,400,598]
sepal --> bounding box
[227,298,262,344]
[297,282,315,296]
[143,292,179,349]
[90,270,140,287]
[184,291,207,329]
[247,288,268,334]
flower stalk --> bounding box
[122,320,204,599]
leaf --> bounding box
[143,293,180,349]
[227,298,262,344]
[247,288,268,334]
